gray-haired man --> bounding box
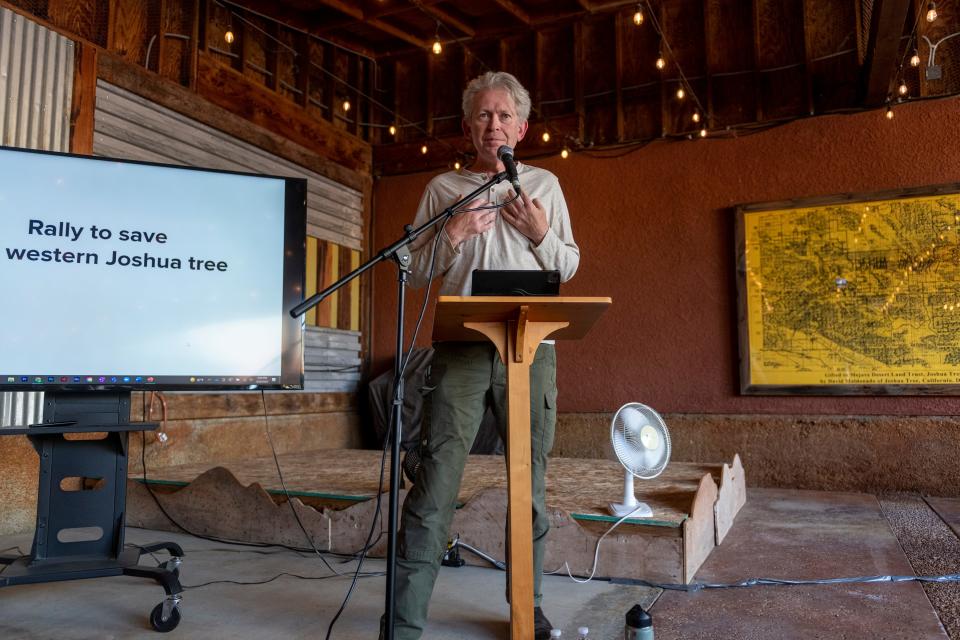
[392,71,580,640]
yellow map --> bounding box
[742,192,960,387]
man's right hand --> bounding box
[444,196,496,247]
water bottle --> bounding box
[577,626,589,639]
[625,604,654,639]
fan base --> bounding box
[608,501,653,518]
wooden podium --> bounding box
[433,295,611,639]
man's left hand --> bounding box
[500,190,549,246]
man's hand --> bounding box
[500,190,548,245]
[444,196,496,247]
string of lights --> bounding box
[888,0,960,120]
[212,0,459,158]
[209,0,948,166]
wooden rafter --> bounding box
[368,17,430,50]
[492,0,532,26]
[751,0,763,121]
[418,3,475,37]
[703,0,714,128]
[217,0,378,58]
[862,0,913,105]
[614,11,624,142]
[309,0,363,21]
[801,0,815,115]
[574,21,585,142]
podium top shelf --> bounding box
[433,295,612,342]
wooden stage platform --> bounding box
[128,450,745,583]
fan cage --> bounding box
[610,402,671,479]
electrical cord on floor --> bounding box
[544,504,648,584]
[260,390,341,576]
[443,520,960,596]
[323,406,392,640]
[610,573,960,592]
[135,394,383,560]
[181,569,384,591]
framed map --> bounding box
[736,184,960,395]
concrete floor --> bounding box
[0,527,657,639]
[2,488,959,639]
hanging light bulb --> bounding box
[898,81,908,96]
[676,87,685,100]
[692,111,701,123]
[655,53,665,70]
[388,124,397,136]
[454,160,461,171]
[910,50,921,67]
[541,131,551,143]
[420,144,428,154]
[886,105,895,119]
[560,147,570,159]
[342,99,351,112]
[699,127,708,138]
[926,2,937,22]
[432,23,442,55]
[633,5,644,25]
[224,30,235,44]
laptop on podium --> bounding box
[470,269,560,297]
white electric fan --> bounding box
[609,403,671,518]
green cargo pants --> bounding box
[393,341,558,639]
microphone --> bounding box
[497,145,522,196]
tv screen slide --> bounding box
[0,146,306,391]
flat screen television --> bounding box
[0,145,306,392]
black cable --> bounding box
[327,199,462,639]
[135,419,377,557]
[259,390,340,576]
[611,572,960,592]
[324,413,392,640]
[182,569,385,591]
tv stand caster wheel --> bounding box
[150,597,182,632]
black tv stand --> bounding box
[0,391,185,632]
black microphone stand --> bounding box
[289,170,510,640]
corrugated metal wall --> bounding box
[93,80,362,392]
[0,7,75,426]
[93,80,363,250]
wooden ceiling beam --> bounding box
[418,4,475,37]
[751,0,763,122]
[368,17,430,50]
[861,0,913,106]
[574,21,585,143]
[800,0,815,115]
[658,1,669,135]
[614,11,624,142]
[492,0,532,26]
[703,0,714,127]
[310,0,364,21]
[216,0,379,58]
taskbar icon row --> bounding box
[3,375,281,385]
[5,375,157,385]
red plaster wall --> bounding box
[371,97,960,415]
